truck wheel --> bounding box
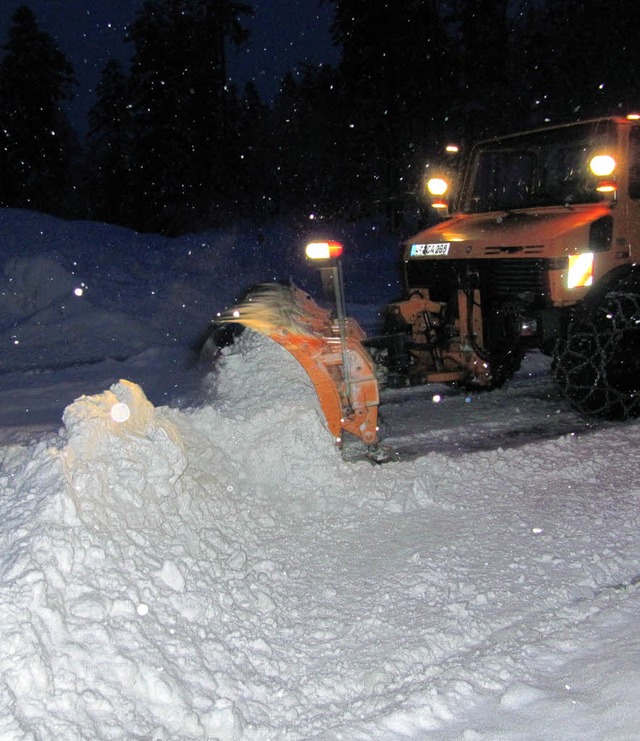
[553,277,640,419]
[484,304,524,388]
[487,345,524,388]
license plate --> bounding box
[410,242,450,257]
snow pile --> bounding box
[0,333,348,738]
[2,335,640,737]
[201,330,341,501]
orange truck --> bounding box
[220,115,640,455]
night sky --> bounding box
[0,0,339,132]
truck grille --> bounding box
[407,258,547,307]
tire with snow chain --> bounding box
[553,273,640,420]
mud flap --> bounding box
[216,283,381,448]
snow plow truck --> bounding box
[218,115,640,456]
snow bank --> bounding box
[0,210,220,372]
[0,209,398,374]
[2,322,640,738]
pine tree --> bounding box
[125,0,253,234]
[86,59,134,225]
[449,0,512,139]
[328,0,453,227]
[271,63,344,218]
[0,5,77,214]
[233,81,275,219]
[514,0,640,124]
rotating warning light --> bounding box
[305,240,344,260]
[589,154,616,177]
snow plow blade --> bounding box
[217,283,381,449]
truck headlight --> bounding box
[567,252,594,289]
[426,177,448,196]
[589,154,616,177]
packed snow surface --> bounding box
[1,209,640,739]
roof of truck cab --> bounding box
[475,116,635,146]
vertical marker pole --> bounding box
[332,257,352,405]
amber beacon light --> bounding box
[305,240,344,260]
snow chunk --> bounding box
[200,698,245,740]
[155,559,186,592]
[62,378,167,445]
[60,379,186,522]
[500,682,548,709]
[62,378,184,469]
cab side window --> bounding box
[629,127,640,199]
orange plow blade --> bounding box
[218,283,381,448]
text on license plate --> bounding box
[410,242,450,257]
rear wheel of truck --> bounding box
[553,272,640,420]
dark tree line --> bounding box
[0,6,77,215]
[1,0,640,235]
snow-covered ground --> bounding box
[1,208,639,739]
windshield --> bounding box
[461,120,617,212]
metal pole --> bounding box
[332,258,353,405]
